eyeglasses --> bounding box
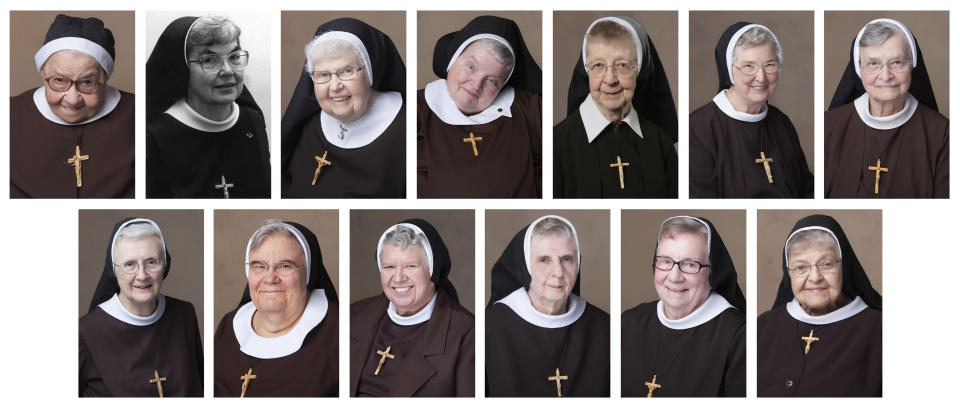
[735,62,781,76]
[653,256,711,274]
[114,258,164,275]
[309,66,364,84]
[860,58,910,74]
[247,261,302,276]
[44,76,104,94]
[585,62,637,78]
[187,50,250,73]
[788,259,841,278]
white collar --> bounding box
[579,95,643,143]
[656,292,733,330]
[424,78,513,125]
[320,91,402,149]
[853,92,918,130]
[496,288,586,329]
[232,289,329,359]
[713,90,767,122]
[165,98,240,132]
[33,85,121,126]
[387,292,437,326]
[786,296,868,325]
[98,293,166,326]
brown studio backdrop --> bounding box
[552,10,678,126]
[213,210,339,325]
[824,10,949,118]
[621,210,746,312]
[350,210,475,314]
[78,210,204,340]
[756,209,882,316]
[689,11,814,172]
[280,10,406,114]
[417,10,542,89]
[485,210,610,313]
[10,10,135,95]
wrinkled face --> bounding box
[654,232,712,318]
[380,244,435,316]
[730,42,779,106]
[248,234,308,314]
[114,236,165,309]
[789,245,844,316]
[860,34,912,108]
[312,55,375,124]
[445,41,510,115]
[586,37,637,117]
[186,40,245,109]
[527,234,579,311]
[41,51,106,123]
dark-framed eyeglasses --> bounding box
[788,259,841,277]
[187,50,250,73]
[44,76,104,94]
[735,61,781,76]
[653,256,710,274]
[585,62,637,78]
[308,66,364,84]
[114,258,164,275]
[247,261,302,276]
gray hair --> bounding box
[585,20,635,58]
[468,38,515,75]
[304,36,364,72]
[114,222,163,253]
[379,225,429,263]
[249,219,305,261]
[733,26,783,64]
[859,21,913,62]
[786,229,841,261]
[659,217,709,242]
[186,15,241,55]
[531,216,574,239]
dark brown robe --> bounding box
[10,88,135,198]
[350,291,475,397]
[621,301,745,397]
[213,302,339,397]
[757,304,882,397]
[825,102,948,198]
[79,296,203,397]
[417,88,541,198]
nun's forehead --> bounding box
[250,231,305,260]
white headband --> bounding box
[244,223,312,284]
[581,17,643,70]
[725,23,781,84]
[853,18,918,78]
[523,215,581,276]
[307,30,374,86]
[35,37,115,79]
[446,33,516,85]
[376,223,434,277]
[111,218,167,266]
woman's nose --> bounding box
[666,265,685,282]
[603,67,618,85]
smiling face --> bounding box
[654,231,712,319]
[41,51,106,123]
[247,234,308,315]
[380,243,435,316]
[860,33,912,111]
[586,36,636,120]
[527,233,579,314]
[311,55,375,124]
[789,244,845,316]
[114,236,165,314]
[445,41,510,115]
[728,41,779,110]
[186,40,245,113]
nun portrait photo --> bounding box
[756,211,882,397]
[620,211,746,397]
[689,12,814,198]
[485,211,610,397]
[824,12,949,198]
[553,11,678,198]
[10,12,134,198]
[349,211,475,396]
[213,211,339,397]
[78,211,204,397]
[146,11,271,199]
[417,12,542,198]
[281,12,406,198]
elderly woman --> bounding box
[214,220,339,397]
[281,18,406,198]
[690,22,813,198]
[825,18,948,197]
[621,216,745,397]
[10,14,134,198]
[350,219,474,396]
[418,15,542,198]
[146,15,270,198]
[757,214,882,397]
[80,218,202,397]
[554,16,678,198]
[486,215,609,397]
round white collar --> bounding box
[786,296,868,325]
[98,293,166,326]
[33,85,121,126]
[232,289,329,359]
[578,95,643,143]
[387,292,437,326]
[656,292,733,330]
[165,98,240,132]
[320,91,402,149]
[853,92,918,130]
[712,90,767,122]
[496,287,586,329]
[424,78,514,125]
